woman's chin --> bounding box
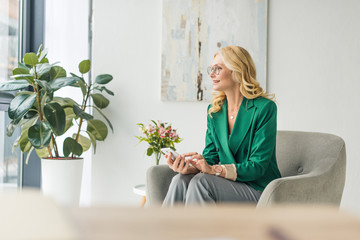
[212,86,223,91]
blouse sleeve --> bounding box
[234,101,277,182]
[202,109,220,166]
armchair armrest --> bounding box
[146,165,177,206]
[257,157,345,207]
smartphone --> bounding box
[160,148,179,160]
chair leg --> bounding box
[140,196,146,208]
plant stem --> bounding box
[51,134,59,157]
[75,85,91,143]
[33,67,53,158]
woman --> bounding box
[163,45,281,206]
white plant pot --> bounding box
[41,158,84,206]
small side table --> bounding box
[132,184,146,207]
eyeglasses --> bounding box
[207,66,222,75]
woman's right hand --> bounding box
[165,153,199,175]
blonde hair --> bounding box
[208,46,274,117]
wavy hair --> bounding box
[208,46,274,117]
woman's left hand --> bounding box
[183,152,213,174]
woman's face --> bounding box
[209,54,237,92]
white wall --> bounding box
[92,0,360,214]
[91,0,208,205]
[267,0,360,215]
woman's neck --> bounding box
[225,89,243,112]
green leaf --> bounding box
[68,73,83,87]
[35,140,53,159]
[95,86,114,96]
[19,130,32,153]
[64,107,75,132]
[36,79,52,93]
[79,60,91,74]
[48,77,78,90]
[95,74,113,84]
[91,93,109,109]
[10,73,34,83]
[78,78,87,96]
[15,90,32,95]
[44,102,66,136]
[70,72,84,80]
[72,134,91,152]
[36,63,52,78]
[93,106,113,133]
[63,137,83,157]
[52,97,76,107]
[8,93,36,124]
[7,116,38,137]
[50,66,66,80]
[73,104,94,120]
[86,131,97,154]
[35,146,51,158]
[23,52,38,66]
[36,44,43,56]
[10,73,34,79]
[28,121,52,149]
[13,67,29,76]
[0,80,30,91]
[40,57,49,63]
[147,148,153,156]
[40,91,50,110]
[87,119,108,141]
[15,116,39,152]
[25,147,35,164]
[18,62,30,70]
[7,121,18,137]
[38,48,48,62]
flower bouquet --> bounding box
[136,120,182,165]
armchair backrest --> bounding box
[276,131,346,178]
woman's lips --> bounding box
[213,80,220,83]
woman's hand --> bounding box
[165,152,199,175]
[183,152,213,174]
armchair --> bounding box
[146,131,346,207]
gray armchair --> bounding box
[146,131,346,207]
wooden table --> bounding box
[71,204,360,240]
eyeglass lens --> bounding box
[207,66,221,75]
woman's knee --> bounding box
[170,173,194,188]
[186,173,216,204]
[188,173,212,189]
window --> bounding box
[0,0,21,190]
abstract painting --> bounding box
[161,0,268,102]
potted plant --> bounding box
[136,120,182,165]
[0,45,114,205]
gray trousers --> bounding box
[162,173,262,207]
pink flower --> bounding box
[172,133,178,140]
[146,124,155,134]
[159,126,166,135]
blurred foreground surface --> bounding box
[2,190,360,240]
[72,204,360,240]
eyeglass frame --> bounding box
[207,65,223,75]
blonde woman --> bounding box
[163,46,281,206]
